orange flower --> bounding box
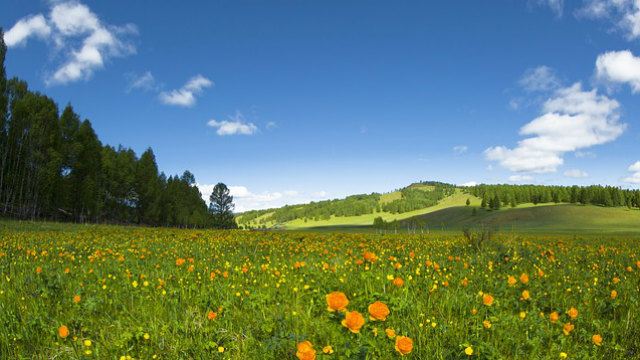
[521,290,530,301]
[363,251,378,262]
[342,311,365,333]
[562,323,574,336]
[393,277,404,287]
[519,273,529,284]
[368,301,390,321]
[296,341,316,360]
[385,328,396,338]
[322,346,334,354]
[568,307,578,319]
[507,276,517,286]
[58,325,69,339]
[592,334,603,346]
[207,310,217,320]
[611,290,617,299]
[73,295,81,303]
[483,319,492,329]
[482,293,494,306]
[36,267,42,275]
[176,258,186,266]
[326,291,349,312]
[550,312,559,322]
[394,336,413,355]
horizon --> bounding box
[3,0,640,212]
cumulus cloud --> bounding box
[453,145,468,154]
[622,161,640,183]
[4,1,137,85]
[460,181,478,187]
[485,83,625,174]
[577,0,640,40]
[196,184,331,212]
[3,15,51,47]
[159,75,213,107]
[207,112,258,136]
[596,50,640,92]
[564,169,589,177]
[534,0,565,17]
[519,66,561,92]
[125,71,157,92]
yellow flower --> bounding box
[465,346,474,355]
[84,339,92,347]
[322,346,334,354]
[218,346,225,353]
[143,333,150,340]
[385,328,396,338]
[521,290,530,301]
[483,320,491,329]
[559,352,567,359]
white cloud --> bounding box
[196,184,331,212]
[622,160,640,183]
[453,145,468,154]
[159,74,213,107]
[564,169,589,177]
[460,181,478,187]
[577,0,640,40]
[4,14,51,47]
[485,83,625,173]
[508,175,534,182]
[266,121,277,130]
[575,150,596,158]
[4,1,137,85]
[519,66,561,92]
[207,112,258,136]
[125,71,157,92]
[596,50,640,92]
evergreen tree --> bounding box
[209,183,237,229]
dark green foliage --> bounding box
[382,182,455,214]
[209,183,237,229]
[0,44,224,228]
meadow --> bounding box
[1,220,639,359]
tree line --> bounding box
[0,28,236,229]
[469,184,640,210]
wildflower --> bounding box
[521,290,530,300]
[176,258,186,266]
[465,346,474,356]
[342,311,365,333]
[550,312,559,322]
[611,290,617,299]
[482,293,494,306]
[58,325,69,339]
[507,276,517,286]
[592,334,603,346]
[363,251,377,262]
[144,333,150,340]
[393,277,404,287]
[36,267,42,275]
[296,341,316,360]
[483,320,491,329]
[322,346,334,354]
[218,346,224,353]
[386,328,396,338]
[368,301,390,321]
[520,273,529,284]
[207,310,218,320]
[394,336,413,355]
[84,339,92,347]
[73,295,81,303]
[559,352,567,359]
[568,307,578,319]
[519,311,526,319]
[326,291,349,312]
[562,323,574,336]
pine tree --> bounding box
[209,183,237,229]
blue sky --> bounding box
[3,0,640,211]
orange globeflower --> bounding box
[562,323,575,336]
[322,346,334,354]
[363,251,378,262]
[592,334,603,346]
[368,301,390,321]
[58,325,70,339]
[482,293,495,306]
[611,290,618,299]
[176,258,186,266]
[393,277,404,287]
[519,273,529,284]
[73,295,81,303]
[296,341,316,360]
[326,291,349,312]
[568,307,578,319]
[507,276,517,286]
[550,312,559,322]
[207,310,217,320]
[385,328,396,338]
[342,311,365,333]
[36,267,42,275]
[394,336,413,355]
[521,290,530,301]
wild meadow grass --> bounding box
[1,221,639,359]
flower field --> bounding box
[1,222,639,359]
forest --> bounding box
[0,29,231,228]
